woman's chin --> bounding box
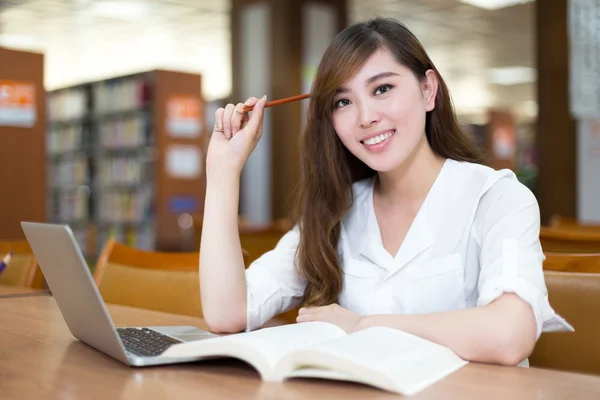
[363,156,407,173]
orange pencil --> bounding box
[242,93,310,113]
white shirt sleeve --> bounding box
[474,177,574,339]
[245,225,305,331]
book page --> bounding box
[162,322,345,379]
[276,327,467,395]
[225,322,346,365]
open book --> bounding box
[161,322,467,396]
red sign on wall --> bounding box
[166,95,202,138]
[0,80,36,128]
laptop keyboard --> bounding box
[117,327,182,357]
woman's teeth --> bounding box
[363,130,395,146]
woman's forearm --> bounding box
[200,169,248,333]
[357,294,537,365]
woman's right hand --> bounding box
[206,95,267,176]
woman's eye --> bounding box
[334,99,351,109]
[374,84,393,95]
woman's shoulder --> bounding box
[448,160,538,219]
[450,159,531,195]
[448,158,508,178]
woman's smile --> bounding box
[360,129,396,153]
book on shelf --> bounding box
[98,113,150,149]
[46,70,204,255]
[98,223,155,251]
[161,322,468,396]
[93,77,149,115]
[98,189,152,223]
[48,87,88,122]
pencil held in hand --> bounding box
[242,93,310,113]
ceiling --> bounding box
[0,0,536,122]
[0,0,232,100]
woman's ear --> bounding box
[422,69,439,112]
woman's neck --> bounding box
[375,137,446,207]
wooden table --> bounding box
[0,284,49,298]
[1,296,600,399]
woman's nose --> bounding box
[358,103,380,128]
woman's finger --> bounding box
[239,97,258,129]
[242,95,267,141]
[213,107,225,134]
[244,96,260,109]
[240,112,250,129]
[254,105,265,142]
[222,103,235,139]
[231,103,246,136]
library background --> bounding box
[45,70,206,259]
[0,0,598,264]
[1,45,207,260]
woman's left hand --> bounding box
[297,304,363,333]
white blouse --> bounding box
[245,159,573,338]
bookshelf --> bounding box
[47,84,93,254]
[47,70,205,258]
[92,74,154,255]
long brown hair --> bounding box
[291,17,483,307]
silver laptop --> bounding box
[21,221,217,367]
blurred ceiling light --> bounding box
[90,1,148,21]
[459,0,534,10]
[0,34,43,50]
[450,79,492,114]
[523,100,538,117]
[489,66,536,85]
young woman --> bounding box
[200,17,572,366]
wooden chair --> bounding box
[540,226,600,253]
[93,239,203,318]
[238,219,291,265]
[529,271,600,375]
[0,240,45,288]
[550,215,600,231]
[543,253,600,273]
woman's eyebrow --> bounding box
[365,72,400,85]
[335,72,401,94]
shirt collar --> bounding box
[360,159,452,276]
[340,177,374,260]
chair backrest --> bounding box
[93,239,202,317]
[529,271,600,375]
[543,253,600,273]
[550,215,600,231]
[0,240,44,288]
[239,219,291,265]
[540,226,600,253]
